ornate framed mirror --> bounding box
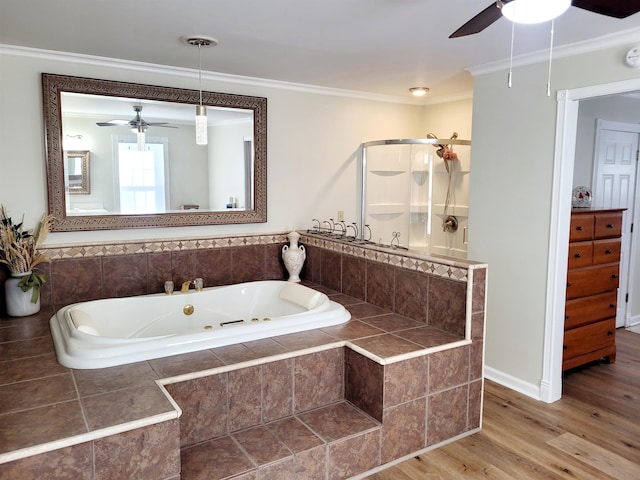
[42,73,267,231]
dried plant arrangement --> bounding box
[0,206,54,302]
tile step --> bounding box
[181,400,381,480]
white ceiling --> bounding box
[2,0,640,101]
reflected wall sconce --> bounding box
[182,35,219,145]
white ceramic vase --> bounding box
[282,231,306,283]
[5,272,41,317]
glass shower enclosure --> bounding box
[359,137,471,258]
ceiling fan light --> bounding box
[195,105,208,146]
[501,0,570,24]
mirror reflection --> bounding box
[65,150,90,195]
[42,74,267,231]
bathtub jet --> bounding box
[50,281,350,369]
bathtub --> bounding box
[50,281,350,369]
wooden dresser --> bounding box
[563,208,625,371]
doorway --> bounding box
[543,77,640,404]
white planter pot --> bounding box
[5,272,41,317]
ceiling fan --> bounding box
[450,0,640,38]
[96,105,177,131]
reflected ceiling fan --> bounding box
[450,0,640,38]
[96,105,177,131]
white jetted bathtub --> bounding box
[50,281,350,369]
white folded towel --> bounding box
[279,283,325,310]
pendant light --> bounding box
[182,36,219,145]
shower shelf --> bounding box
[370,169,406,176]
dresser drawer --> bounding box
[568,241,593,269]
[594,212,623,239]
[566,264,620,299]
[563,318,615,361]
[569,214,594,242]
[564,291,617,329]
[592,239,621,265]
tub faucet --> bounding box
[182,278,204,293]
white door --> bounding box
[592,119,640,328]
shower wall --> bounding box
[361,140,471,258]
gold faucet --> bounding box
[181,278,204,293]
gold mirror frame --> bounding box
[65,150,90,195]
[42,73,267,231]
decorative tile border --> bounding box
[40,233,289,260]
[300,233,478,282]
[39,231,483,283]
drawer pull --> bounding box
[612,274,618,279]
[576,226,583,231]
[575,253,582,258]
[566,282,572,287]
[563,345,567,350]
[607,224,614,229]
[608,331,614,336]
[605,249,612,254]
[565,315,569,320]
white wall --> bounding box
[0,49,424,244]
[469,42,640,394]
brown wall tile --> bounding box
[193,248,233,287]
[394,268,428,322]
[51,257,103,306]
[345,348,384,421]
[428,276,466,336]
[328,430,380,479]
[265,243,287,280]
[262,359,294,422]
[366,262,394,311]
[228,366,262,431]
[231,246,266,284]
[164,374,228,447]
[102,254,148,298]
[0,442,93,479]
[381,398,426,464]
[342,255,366,301]
[320,249,341,292]
[93,420,180,480]
[427,384,469,446]
[428,346,470,393]
[384,356,428,407]
[294,348,344,413]
[147,252,172,294]
[468,379,483,430]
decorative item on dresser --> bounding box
[563,208,625,371]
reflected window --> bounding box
[115,138,169,214]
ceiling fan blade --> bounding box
[571,0,640,18]
[96,120,130,126]
[449,2,504,38]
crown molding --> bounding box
[467,26,640,77]
[0,44,424,105]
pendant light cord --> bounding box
[546,19,555,97]
[508,20,515,88]
[198,43,203,107]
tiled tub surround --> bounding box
[0,232,486,479]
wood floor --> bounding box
[367,329,640,479]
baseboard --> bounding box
[484,366,542,401]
